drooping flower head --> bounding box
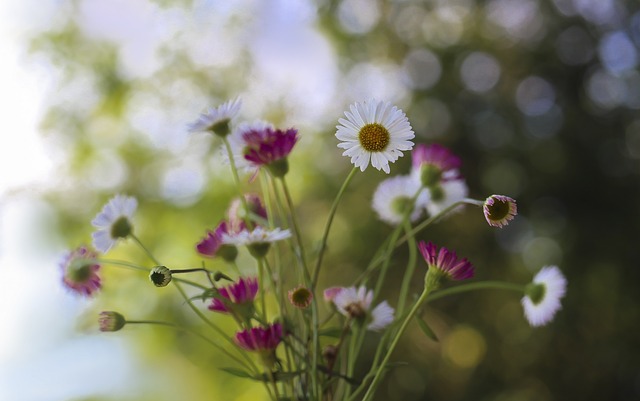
[483,195,517,228]
[522,265,567,327]
[419,241,474,290]
[336,99,415,174]
[98,311,126,332]
[196,221,238,262]
[333,286,395,331]
[372,175,429,225]
[227,193,268,232]
[223,227,291,259]
[209,277,259,318]
[241,127,299,177]
[411,144,462,187]
[60,246,102,297]
[91,194,137,253]
[235,323,284,367]
[187,98,241,137]
[288,286,313,309]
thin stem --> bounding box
[256,257,268,320]
[130,233,160,265]
[222,137,252,227]
[98,259,208,290]
[427,281,525,303]
[279,176,309,276]
[312,166,358,289]
[397,220,418,314]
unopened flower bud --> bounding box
[149,266,172,287]
[99,311,126,332]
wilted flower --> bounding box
[187,98,241,137]
[288,286,313,309]
[333,286,395,331]
[419,241,474,289]
[209,277,259,318]
[60,246,102,297]
[372,175,429,225]
[336,99,414,174]
[483,195,517,228]
[522,265,567,327]
[91,194,137,253]
[98,311,126,332]
[196,221,238,262]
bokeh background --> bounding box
[1,0,640,400]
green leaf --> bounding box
[415,316,439,342]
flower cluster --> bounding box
[58,98,567,401]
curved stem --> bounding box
[427,281,525,303]
[312,166,358,289]
[97,259,209,290]
[130,233,160,265]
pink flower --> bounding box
[209,277,259,313]
[60,246,102,297]
[411,144,462,187]
[419,241,474,281]
[235,323,283,351]
[196,221,237,262]
[241,127,298,176]
[323,287,344,302]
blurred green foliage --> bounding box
[32,0,640,400]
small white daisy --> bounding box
[91,194,137,253]
[522,265,567,327]
[372,175,429,225]
[222,227,291,246]
[424,179,468,217]
[336,99,415,174]
[187,98,241,137]
[333,286,395,331]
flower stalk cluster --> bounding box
[58,98,566,401]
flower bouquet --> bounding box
[61,98,566,401]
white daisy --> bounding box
[333,286,395,331]
[187,98,241,137]
[222,227,291,246]
[91,194,137,253]
[424,179,468,217]
[336,99,415,174]
[372,175,429,225]
[522,265,567,327]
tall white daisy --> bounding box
[424,179,468,217]
[91,194,137,253]
[333,286,395,331]
[187,98,241,137]
[522,265,567,327]
[372,175,429,225]
[336,99,415,174]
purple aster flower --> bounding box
[411,144,462,187]
[419,241,474,282]
[196,221,238,262]
[483,194,517,228]
[60,246,102,297]
[241,127,299,177]
[209,277,259,314]
[235,322,283,352]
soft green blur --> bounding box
[31,0,640,400]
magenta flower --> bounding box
[209,277,259,314]
[235,322,283,352]
[196,221,238,262]
[412,144,462,186]
[60,246,102,297]
[419,241,474,281]
[242,127,299,176]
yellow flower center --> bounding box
[359,123,390,152]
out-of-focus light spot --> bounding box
[598,139,632,177]
[344,62,407,103]
[586,69,626,110]
[530,197,568,236]
[623,72,640,109]
[402,49,441,90]
[460,52,501,93]
[161,164,205,207]
[573,0,619,26]
[625,120,640,159]
[495,216,534,253]
[599,31,638,75]
[631,12,640,47]
[337,0,380,35]
[524,105,564,139]
[530,140,567,174]
[555,26,594,65]
[472,112,513,149]
[482,159,527,196]
[522,237,563,270]
[421,6,466,47]
[393,5,427,46]
[86,151,127,190]
[485,0,544,43]
[411,98,451,138]
[551,0,577,16]
[443,325,486,369]
[516,76,556,116]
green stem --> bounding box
[222,137,252,227]
[256,257,268,320]
[397,221,417,314]
[312,166,358,289]
[279,176,309,276]
[360,287,431,401]
[97,259,209,290]
[130,233,160,265]
[427,281,525,303]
